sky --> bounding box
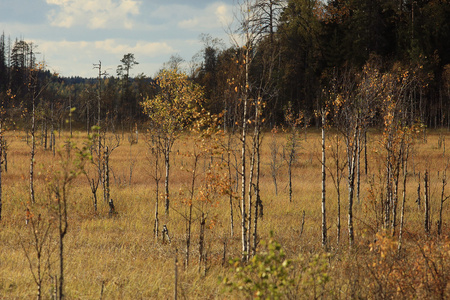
[0,0,237,78]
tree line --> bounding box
[192,0,450,129]
[0,34,153,133]
[2,0,450,130]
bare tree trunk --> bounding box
[44,120,48,150]
[86,99,90,135]
[185,201,193,267]
[30,95,36,204]
[337,181,341,246]
[417,172,421,208]
[247,130,257,254]
[241,111,248,258]
[424,170,430,235]
[364,131,368,175]
[98,136,106,204]
[398,148,409,252]
[270,130,279,195]
[185,153,198,268]
[356,130,361,204]
[334,135,343,247]
[164,146,170,215]
[51,115,56,157]
[391,160,401,235]
[321,112,327,249]
[385,141,392,229]
[240,67,249,259]
[347,126,358,247]
[41,121,44,148]
[250,98,262,256]
[288,150,293,203]
[300,210,305,237]
[238,36,253,259]
[51,102,54,154]
[154,142,160,240]
[155,181,159,240]
[227,134,234,237]
[91,179,98,212]
[174,249,178,300]
[69,96,72,138]
[104,146,110,203]
[348,163,356,247]
[438,171,447,236]
[252,157,261,256]
[2,140,7,173]
[58,187,68,300]
[199,212,206,272]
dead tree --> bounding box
[321,110,327,249]
[269,127,281,195]
[327,133,347,247]
[438,167,450,236]
[230,0,281,258]
[284,107,302,203]
[398,138,413,251]
[146,133,162,240]
[19,211,53,300]
[424,170,430,235]
[101,134,120,205]
[332,65,378,247]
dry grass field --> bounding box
[0,128,449,299]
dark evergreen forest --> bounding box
[1,0,450,131]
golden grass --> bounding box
[0,128,449,298]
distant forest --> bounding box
[1,0,450,131]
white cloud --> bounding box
[3,0,238,77]
[177,3,233,31]
[38,39,175,58]
[46,0,141,29]
[94,39,175,56]
[35,38,176,77]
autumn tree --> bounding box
[228,0,262,259]
[332,63,381,247]
[377,64,420,234]
[227,0,285,258]
[176,133,227,270]
[141,68,204,215]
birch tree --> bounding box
[372,64,419,234]
[141,68,204,215]
[332,64,379,247]
[229,0,284,258]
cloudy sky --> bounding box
[0,0,237,78]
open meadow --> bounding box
[0,128,449,299]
